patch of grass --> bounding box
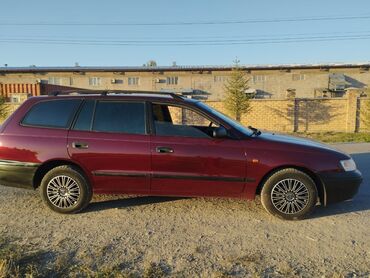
[275,261,299,278]
[70,264,129,278]
[234,253,263,265]
[143,262,166,278]
[0,238,46,278]
[295,132,370,143]
[0,259,11,278]
[194,245,209,254]
[0,236,171,278]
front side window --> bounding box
[195,102,254,136]
[93,101,146,134]
[22,99,81,128]
[152,103,219,138]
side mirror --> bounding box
[213,126,228,138]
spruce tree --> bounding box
[223,60,251,121]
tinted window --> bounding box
[22,99,81,128]
[93,101,146,134]
[73,100,95,131]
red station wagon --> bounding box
[0,91,363,220]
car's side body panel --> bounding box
[150,134,248,197]
[67,130,151,194]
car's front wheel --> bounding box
[261,168,318,220]
[40,165,92,214]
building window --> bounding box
[292,74,305,81]
[48,77,61,85]
[11,96,20,103]
[252,75,267,83]
[89,77,102,86]
[166,76,178,85]
[128,77,139,86]
[214,76,227,82]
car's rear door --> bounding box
[67,99,151,194]
[149,102,247,197]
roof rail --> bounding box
[48,90,184,100]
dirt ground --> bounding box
[0,143,369,277]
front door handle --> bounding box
[156,146,174,153]
[72,142,89,149]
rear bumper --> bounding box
[318,169,362,205]
[0,160,39,189]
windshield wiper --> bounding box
[248,126,261,136]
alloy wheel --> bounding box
[46,175,81,209]
[271,178,310,214]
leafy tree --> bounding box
[0,96,9,120]
[223,60,251,121]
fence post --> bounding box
[293,98,299,132]
[345,88,361,132]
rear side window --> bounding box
[22,99,81,128]
[92,101,146,134]
[73,100,95,131]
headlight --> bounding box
[340,158,357,172]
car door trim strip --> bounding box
[92,170,255,183]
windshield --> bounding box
[195,102,254,136]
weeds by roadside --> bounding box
[0,237,170,278]
[0,237,46,278]
[0,236,368,277]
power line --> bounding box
[1,33,370,46]
[1,14,370,26]
[2,30,370,40]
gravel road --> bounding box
[0,143,369,277]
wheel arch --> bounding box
[33,159,91,189]
[255,165,326,205]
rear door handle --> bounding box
[72,142,89,149]
[156,146,174,153]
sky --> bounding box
[1,0,370,67]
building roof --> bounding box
[0,62,369,73]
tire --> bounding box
[260,168,318,220]
[40,165,92,214]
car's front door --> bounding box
[150,103,247,197]
[67,99,150,194]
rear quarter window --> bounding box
[22,99,81,129]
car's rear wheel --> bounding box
[40,165,92,214]
[261,168,318,220]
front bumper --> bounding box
[318,169,362,205]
